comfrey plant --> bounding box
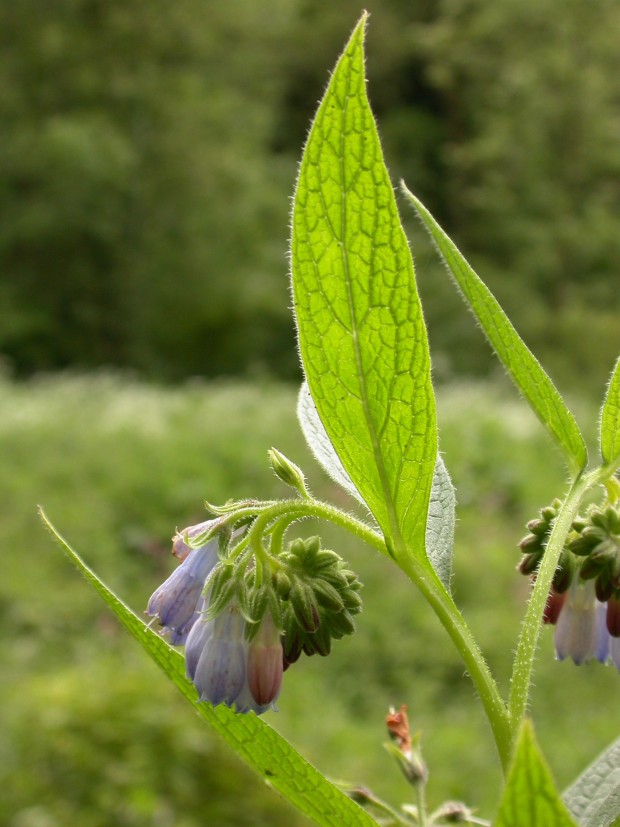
[42,14,620,827]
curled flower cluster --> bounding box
[147,520,362,714]
[518,499,620,669]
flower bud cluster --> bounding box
[517,497,620,669]
[568,505,620,601]
[275,537,363,667]
[146,521,362,715]
[517,499,562,579]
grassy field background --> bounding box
[2,373,617,826]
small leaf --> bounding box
[402,185,588,478]
[496,719,578,827]
[291,15,437,561]
[297,381,454,589]
[564,736,620,827]
[39,509,379,827]
[601,356,620,467]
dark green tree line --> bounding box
[1,0,619,390]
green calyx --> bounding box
[201,531,363,660]
[568,503,620,600]
[279,537,363,663]
[517,497,620,603]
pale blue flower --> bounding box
[192,604,247,706]
[554,580,609,665]
[147,522,219,644]
[611,637,620,671]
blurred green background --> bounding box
[2,0,620,824]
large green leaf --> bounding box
[495,719,578,827]
[601,356,620,467]
[291,15,437,560]
[40,509,378,827]
[402,186,588,478]
[564,736,620,827]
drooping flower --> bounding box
[146,521,220,644]
[185,606,282,714]
[554,580,609,665]
[247,613,283,707]
[188,602,248,707]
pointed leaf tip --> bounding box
[291,16,437,561]
[496,720,578,827]
[600,356,620,467]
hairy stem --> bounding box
[398,553,512,774]
[508,467,608,740]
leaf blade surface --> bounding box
[291,17,437,557]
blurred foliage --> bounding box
[3,374,620,824]
[1,0,619,392]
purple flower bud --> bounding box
[146,522,220,642]
[554,580,610,665]
[247,614,283,707]
[184,599,211,680]
[193,604,247,706]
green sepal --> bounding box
[311,579,346,612]
[203,564,238,619]
[329,609,356,639]
[289,579,319,632]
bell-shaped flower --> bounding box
[191,603,248,707]
[554,580,609,665]
[247,613,283,708]
[147,521,220,644]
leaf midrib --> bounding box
[336,54,404,555]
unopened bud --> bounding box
[385,706,427,787]
[268,448,308,495]
[289,580,320,632]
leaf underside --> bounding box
[564,736,620,827]
[297,381,455,589]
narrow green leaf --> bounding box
[496,719,578,827]
[601,356,620,466]
[39,509,379,827]
[564,736,620,827]
[291,15,437,560]
[402,186,588,478]
[297,381,455,588]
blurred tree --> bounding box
[0,0,618,390]
[407,0,620,388]
[0,0,300,379]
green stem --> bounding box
[415,783,427,827]
[507,468,603,739]
[252,498,513,769]
[397,553,512,774]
